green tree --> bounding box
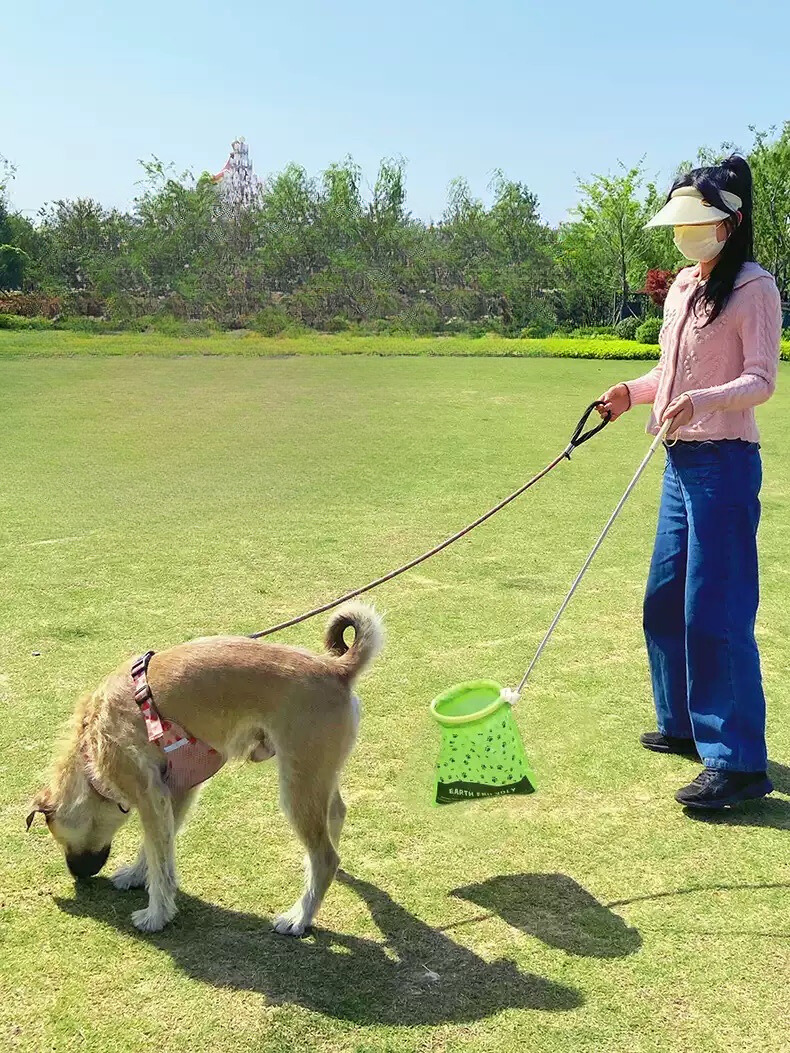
[749,124,790,300]
[0,156,28,290]
[570,164,653,323]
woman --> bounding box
[599,156,782,809]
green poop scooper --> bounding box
[430,418,672,805]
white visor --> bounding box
[645,185,742,228]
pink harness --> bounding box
[132,651,225,796]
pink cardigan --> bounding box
[625,262,782,442]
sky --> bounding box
[3,0,788,226]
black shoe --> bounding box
[640,731,700,759]
[675,768,774,810]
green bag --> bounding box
[430,680,537,805]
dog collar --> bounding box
[132,651,165,741]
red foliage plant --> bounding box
[642,269,676,307]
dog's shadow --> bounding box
[55,871,583,1023]
[449,873,642,958]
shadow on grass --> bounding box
[55,870,582,1023]
[768,760,790,795]
[449,873,641,958]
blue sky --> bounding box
[3,0,788,225]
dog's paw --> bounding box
[273,906,313,937]
[131,906,174,933]
[111,863,147,891]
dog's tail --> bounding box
[324,602,384,680]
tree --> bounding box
[642,269,676,307]
[749,124,790,301]
[570,164,653,323]
[38,197,131,292]
[0,156,27,290]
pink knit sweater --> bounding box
[625,262,782,442]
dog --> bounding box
[27,602,383,936]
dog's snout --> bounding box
[66,845,110,879]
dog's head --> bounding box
[27,781,128,879]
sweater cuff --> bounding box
[686,388,718,421]
[625,375,657,406]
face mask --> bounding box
[673,223,726,262]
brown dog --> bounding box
[27,602,383,935]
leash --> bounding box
[501,417,673,702]
[249,402,611,640]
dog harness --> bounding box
[132,651,225,796]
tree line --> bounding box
[1,125,788,335]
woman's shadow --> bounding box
[55,871,582,1024]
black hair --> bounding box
[669,155,754,324]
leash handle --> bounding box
[566,401,611,456]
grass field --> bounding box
[2,351,788,1053]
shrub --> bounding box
[466,323,489,339]
[636,317,662,344]
[515,338,660,361]
[642,269,676,307]
[442,317,473,335]
[614,316,640,340]
[249,306,291,336]
[399,302,442,335]
[59,291,105,318]
[54,317,120,333]
[105,293,149,325]
[0,313,53,330]
[519,320,553,339]
[0,291,62,318]
[149,317,217,337]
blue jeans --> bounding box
[644,440,767,772]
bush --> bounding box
[249,306,291,336]
[442,317,473,335]
[512,338,660,361]
[59,291,105,318]
[0,291,62,318]
[148,317,217,338]
[105,293,150,325]
[636,317,662,344]
[0,313,53,330]
[54,317,121,334]
[519,321,553,339]
[614,316,641,340]
[399,302,442,335]
[563,328,619,341]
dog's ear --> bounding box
[26,789,55,831]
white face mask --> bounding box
[673,223,726,262]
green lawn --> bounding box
[1,352,788,1053]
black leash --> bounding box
[249,402,610,640]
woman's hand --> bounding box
[661,393,694,431]
[597,384,631,421]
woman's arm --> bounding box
[598,357,663,420]
[686,278,782,420]
[624,360,664,407]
